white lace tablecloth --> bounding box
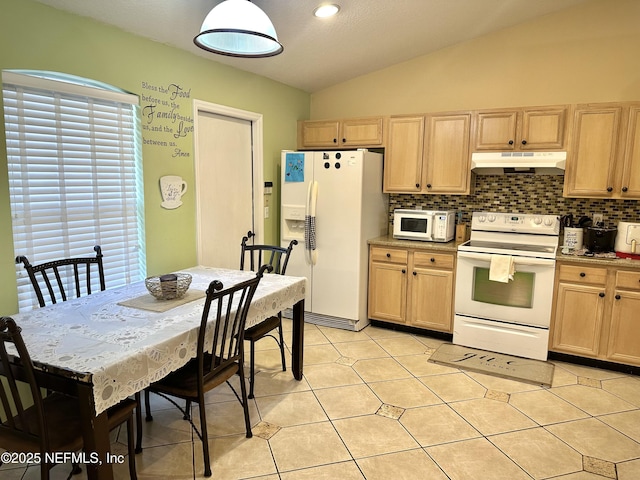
[10,266,306,415]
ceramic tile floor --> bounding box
[3,320,640,480]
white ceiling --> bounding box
[35,0,589,93]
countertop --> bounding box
[368,235,460,252]
[368,235,640,270]
[555,251,640,268]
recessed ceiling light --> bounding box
[313,4,340,18]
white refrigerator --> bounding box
[281,150,388,331]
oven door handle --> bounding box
[457,251,555,266]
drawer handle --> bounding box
[599,292,605,298]
[402,269,406,274]
[615,294,621,300]
[580,272,586,277]
[430,258,435,263]
[386,253,391,258]
[413,271,417,276]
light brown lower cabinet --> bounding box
[368,245,455,333]
[550,262,640,366]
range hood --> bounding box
[471,151,566,175]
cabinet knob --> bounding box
[426,183,432,189]
[521,140,527,145]
[599,292,605,298]
[607,186,613,192]
[508,140,514,145]
[622,187,629,192]
[402,269,406,274]
[615,294,621,300]
[580,272,586,277]
[386,253,391,258]
[413,271,417,276]
[342,138,346,143]
[430,258,435,263]
[415,183,420,188]
[333,138,337,143]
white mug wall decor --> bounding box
[160,175,188,209]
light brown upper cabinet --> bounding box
[383,115,424,193]
[383,113,472,195]
[472,106,569,151]
[297,117,383,149]
[563,102,640,199]
[424,113,472,194]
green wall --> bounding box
[0,0,310,315]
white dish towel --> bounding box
[489,255,515,283]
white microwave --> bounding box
[393,209,456,242]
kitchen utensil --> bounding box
[584,224,617,253]
[578,216,593,228]
[615,221,640,259]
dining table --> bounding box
[3,266,306,480]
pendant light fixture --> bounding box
[194,0,283,58]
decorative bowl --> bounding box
[145,273,192,300]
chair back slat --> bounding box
[198,265,270,384]
[240,234,298,276]
[0,317,48,449]
[16,246,105,308]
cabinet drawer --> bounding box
[616,270,640,291]
[413,251,454,269]
[370,247,408,264]
[557,264,607,285]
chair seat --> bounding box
[0,393,137,454]
[148,355,239,400]
[244,315,281,341]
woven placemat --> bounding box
[118,289,206,312]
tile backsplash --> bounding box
[389,174,640,229]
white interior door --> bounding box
[194,101,264,268]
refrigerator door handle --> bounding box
[305,180,318,266]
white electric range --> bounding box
[453,212,560,361]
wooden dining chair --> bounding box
[15,246,143,454]
[0,316,138,480]
[240,232,298,398]
[15,246,106,308]
[143,265,270,477]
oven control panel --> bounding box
[472,212,559,234]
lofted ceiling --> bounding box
[35,0,589,93]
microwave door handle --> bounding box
[425,216,434,240]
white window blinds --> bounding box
[2,71,146,312]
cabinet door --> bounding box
[551,282,606,357]
[368,261,407,324]
[607,289,640,366]
[340,117,383,147]
[564,106,623,198]
[620,106,640,198]
[383,116,424,193]
[473,111,518,150]
[520,107,567,150]
[424,113,472,194]
[298,120,339,148]
[408,267,454,332]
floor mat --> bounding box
[428,343,554,387]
